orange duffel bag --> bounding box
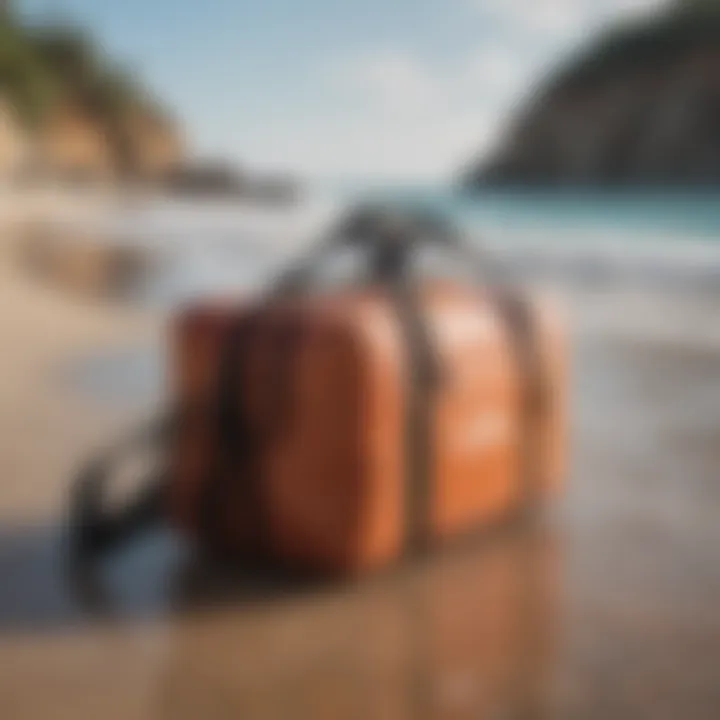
[70,206,566,576]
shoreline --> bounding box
[2,212,720,717]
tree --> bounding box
[0,16,55,124]
[675,0,720,12]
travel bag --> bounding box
[70,206,566,576]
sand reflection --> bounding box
[156,524,559,720]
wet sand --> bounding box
[1,239,720,719]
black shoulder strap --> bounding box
[69,416,171,563]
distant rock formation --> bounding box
[464,2,720,188]
[0,6,297,199]
[30,102,183,183]
[162,161,301,204]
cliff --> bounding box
[464,2,720,188]
[0,10,183,183]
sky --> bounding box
[20,0,668,182]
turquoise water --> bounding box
[340,185,720,241]
[75,186,720,305]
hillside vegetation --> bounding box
[465,0,720,187]
[0,5,181,180]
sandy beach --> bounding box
[1,212,720,720]
[2,0,720,715]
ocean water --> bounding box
[20,185,720,385]
[56,184,720,242]
[362,187,720,240]
[36,186,720,306]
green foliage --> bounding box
[0,12,157,128]
[0,17,54,123]
[675,0,720,12]
[548,4,720,94]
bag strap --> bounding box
[390,278,443,555]
[199,313,306,559]
[380,237,544,555]
[69,415,171,563]
[67,237,331,566]
[493,290,546,516]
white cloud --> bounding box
[343,52,435,111]
[461,44,534,95]
[472,0,668,41]
[234,107,498,181]
[234,0,671,180]
[339,43,531,113]
[303,45,530,179]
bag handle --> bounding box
[274,204,506,292]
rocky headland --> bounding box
[464,1,720,188]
